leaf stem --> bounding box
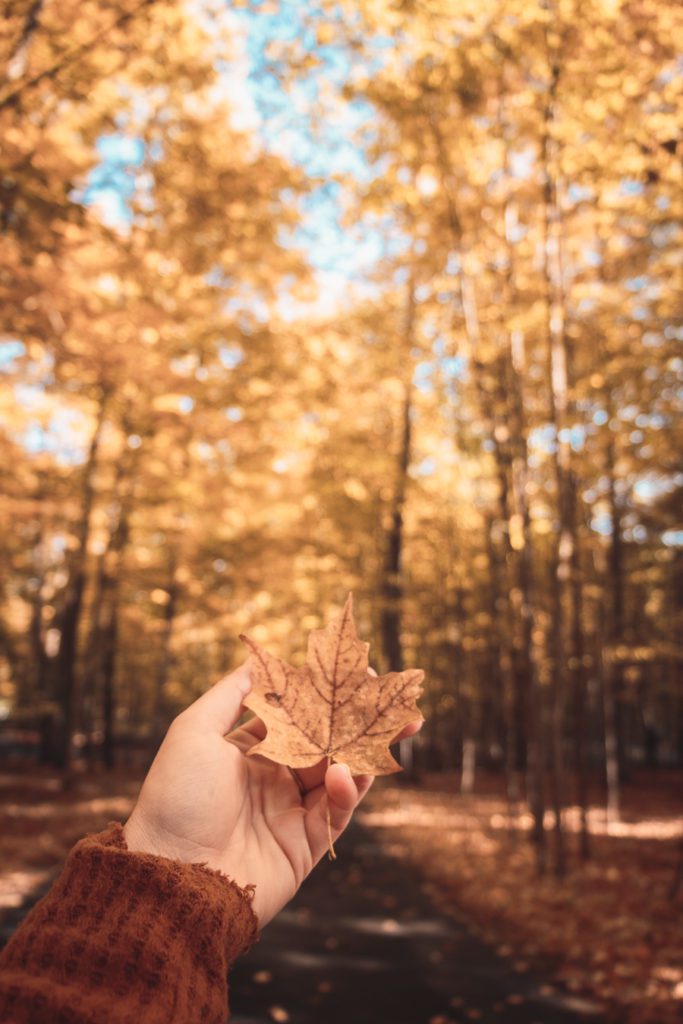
[326,755,337,860]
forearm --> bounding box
[0,823,258,1024]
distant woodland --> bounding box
[1,0,681,876]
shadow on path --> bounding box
[0,876,55,951]
[230,822,604,1024]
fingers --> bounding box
[325,762,358,813]
[240,715,267,741]
[179,663,252,735]
[232,712,422,782]
[354,773,374,802]
[305,763,362,864]
[395,717,424,742]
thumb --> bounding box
[180,663,252,734]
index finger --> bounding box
[179,663,252,734]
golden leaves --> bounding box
[241,595,424,775]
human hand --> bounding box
[124,663,422,926]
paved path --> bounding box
[1,822,605,1024]
[0,876,55,951]
[230,823,604,1024]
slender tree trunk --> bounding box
[498,207,540,842]
[83,490,131,769]
[485,515,519,829]
[509,427,547,875]
[380,383,412,670]
[28,579,47,705]
[81,550,109,764]
[453,585,477,794]
[101,596,119,770]
[24,505,49,709]
[55,391,108,771]
[496,98,546,865]
[380,278,416,772]
[569,477,591,858]
[604,437,624,825]
[540,51,572,877]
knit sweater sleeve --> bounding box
[0,823,259,1024]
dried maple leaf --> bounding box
[240,594,424,775]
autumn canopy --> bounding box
[0,0,681,887]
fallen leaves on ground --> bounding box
[361,771,683,1024]
[0,768,139,922]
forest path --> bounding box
[230,819,604,1024]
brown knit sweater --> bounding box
[0,823,259,1023]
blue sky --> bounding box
[84,1,389,316]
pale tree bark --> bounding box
[591,225,626,826]
[495,100,548,845]
[429,107,546,868]
[539,45,576,877]
[504,330,547,868]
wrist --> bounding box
[123,811,168,859]
[124,809,218,869]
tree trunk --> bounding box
[55,390,108,771]
[83,488,131,768]
[28,579,48,705]
[499,325,539,844]
[380,278,416,772]
[540,51,571,878]
[496,100,547,870]
[604,436,624,825]
[454,585,477,795]
[569,476,591,859]
[380,381,411,670]
[484,514,519,826]
[429,105,549,866]
[100,595,119,770]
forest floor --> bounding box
[361,770,683,1024]
[0,764,140,944]
[0,765,680,1024]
